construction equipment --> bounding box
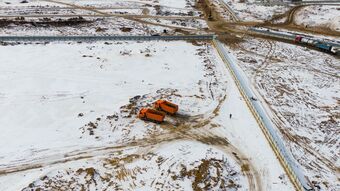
[154,100,178,115]
[138,108,165,123]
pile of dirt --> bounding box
[120,27,133,32]
[0,17,91,27]
[174,158,240,191]
[23,167,109,191]
[119,89,180,118]
[95,27,107,32]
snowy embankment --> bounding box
[0,40,293,190]
[295,5,340,32]
[219,0,289,22]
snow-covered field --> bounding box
[225,38,340,191]
[295,5,340,32]
[218,0,290,22]
[2,0,338,190]
[0,0,207,36]
[0,40,293,190]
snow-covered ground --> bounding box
[295,5,340,32]
[0,40,293,190]
[2,0,338,190]
[217,0,290,22]
[0,0,56,7]
[225,37,340,191]
[0,0,207,36]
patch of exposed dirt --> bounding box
[195,0,246,45]
[0,17,91,27]
[21,144,248,191]
[176,158,241,191]
[119,27,133,32]
[23,167,105,191]
[268,5,306,25]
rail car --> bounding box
[294,35,339,55]
[249,27,340,55]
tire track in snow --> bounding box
[0,96,260,191]
[40,0,205,32]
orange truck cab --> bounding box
[154,100,178,115]
[138,108,165,123]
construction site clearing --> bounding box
[0,0,339,191]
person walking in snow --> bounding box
[229,114,232,118]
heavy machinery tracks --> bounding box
[41,0,205,33]
[254,40,276,77]
[0,97,261,191]
[0,46,260,190]
[269,5,306,25]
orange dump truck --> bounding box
[154,100,178,115]
[138,108,165,123]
